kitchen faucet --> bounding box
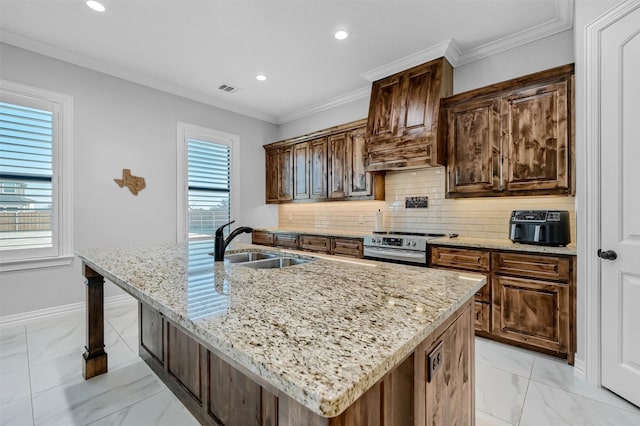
[214,220,253,261]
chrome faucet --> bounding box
[214,220,253,261]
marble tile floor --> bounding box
[0,301,638,426]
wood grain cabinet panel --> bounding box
[493,251,571,282]
[440,64,574,198]
[300,235,331,253]
[309,137,328,199]
[252,230,274,246]
[331,238,363,258]
[366,57,452,171]
[265,146,293,203]
[474,302,490,333]
[293,142,310,200]
[140,303,163,363]
[328,132,348,199]
[430,246,491,272]
[491,276,569,355]
[273,233,298,249]
[265,148,280,203]
[346,126,371,197]
[445,98,501,194]
[167,323,202,402]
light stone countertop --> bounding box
[430,236,577,255]
[76,241,485,418]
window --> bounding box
[0,81,73,271]
[177,122,239,242]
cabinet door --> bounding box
[265,148,279,203]
[367,75,402,144]
[502,78,571,193]
[491,275,569,355]
[140,303,164,363]
[331,238,363,258]
[293,142,310,200]
[251,230,273,246]
[346,126,371,196]
[475,302,490,333]
[309,137,327,199]
[167,323,202,402]
[401,62,436,137]
[299,235,330,253]
[278,146,294,201]
[445,98,501,195]
[328,133,347,198]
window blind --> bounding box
[187,138,230,238]
[0,101,53,251]
[187,240,229,319]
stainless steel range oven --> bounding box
[363,231,445,266]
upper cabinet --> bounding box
[366,57,453,171]
[441,64,574,198]
[264,120,384,204]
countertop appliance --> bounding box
[363,231,445,266]
[509,210,570,247]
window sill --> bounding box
[0,255,75,272]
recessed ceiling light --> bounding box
[86,1,106,12]
[334,30,349,40]
[256,74,267,81]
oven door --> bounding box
[363,246,427,265]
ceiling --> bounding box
[0,0,573,124]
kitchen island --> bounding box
[77,241,485,425]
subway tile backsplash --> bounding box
[278,167,577,242]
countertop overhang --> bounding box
[76,241,485,417]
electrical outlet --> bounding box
[427,341,444,383]
[358,215,364,224]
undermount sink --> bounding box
[224,252,279,263]
[238,257,310,269]
[222,251,312,269]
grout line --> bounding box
[516,375,532,426]
[23,324,36,426]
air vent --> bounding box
[217,83,240,94]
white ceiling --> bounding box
[0,0,573,124]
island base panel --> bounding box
[138,299,474,426]
[82,264,108,379]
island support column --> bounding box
[82,263,108,379]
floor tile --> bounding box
[519,381,640,426]
[0,324,28,376]
[29,327,138,395]
[531,354,640,413]
[476,409,516,426]
[87,389,199,426]
[0,364,31,406]
[25,311,88,363]
[0,395,34,426]
[31,360,165,426]
[105,302,138,338]
[475,337,535,378]
[475,362,529,424]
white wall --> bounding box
[0,44,278,317]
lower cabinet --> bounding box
[139,300,475,425]
[252,230,364,259]
[429,245,575,364]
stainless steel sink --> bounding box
[224,252,279,263]
[238,257,310,269]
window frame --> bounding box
[0,80,74,272]
[176,122,239,242]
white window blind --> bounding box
[187,138,231,238]
[0,101,54,251]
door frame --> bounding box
[582,0,640,387]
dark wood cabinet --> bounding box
[430,245,576,364]
[273,233,298,249]
[299,235,330,253]
[167,323,202,402]
[252,230,274,246]
[331,237,363,258]
[252,230,364,259]
[140,303,164,363]
[265,146,293,202]
[264,119,383,204]
[366,57,452,171]
[441,64,574,198]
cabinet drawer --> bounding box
[430,246,490,272]
[299,235,330,253]
[493,252,571,282]
[252,230,273,246]
[331,238,363,258]
[474,302,490,333]
[273,233,299,249]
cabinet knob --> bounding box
[597,249,617,261]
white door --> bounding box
[600,0,640,407]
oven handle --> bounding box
[363,246,426,259]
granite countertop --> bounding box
[430,236,577,255]
[76,241,484,418]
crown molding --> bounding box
[0,31,279,124]
[276,85,371,125]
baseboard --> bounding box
[0,294,136,326]
[573,355,587,381]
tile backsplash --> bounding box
[278,167,577,242]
